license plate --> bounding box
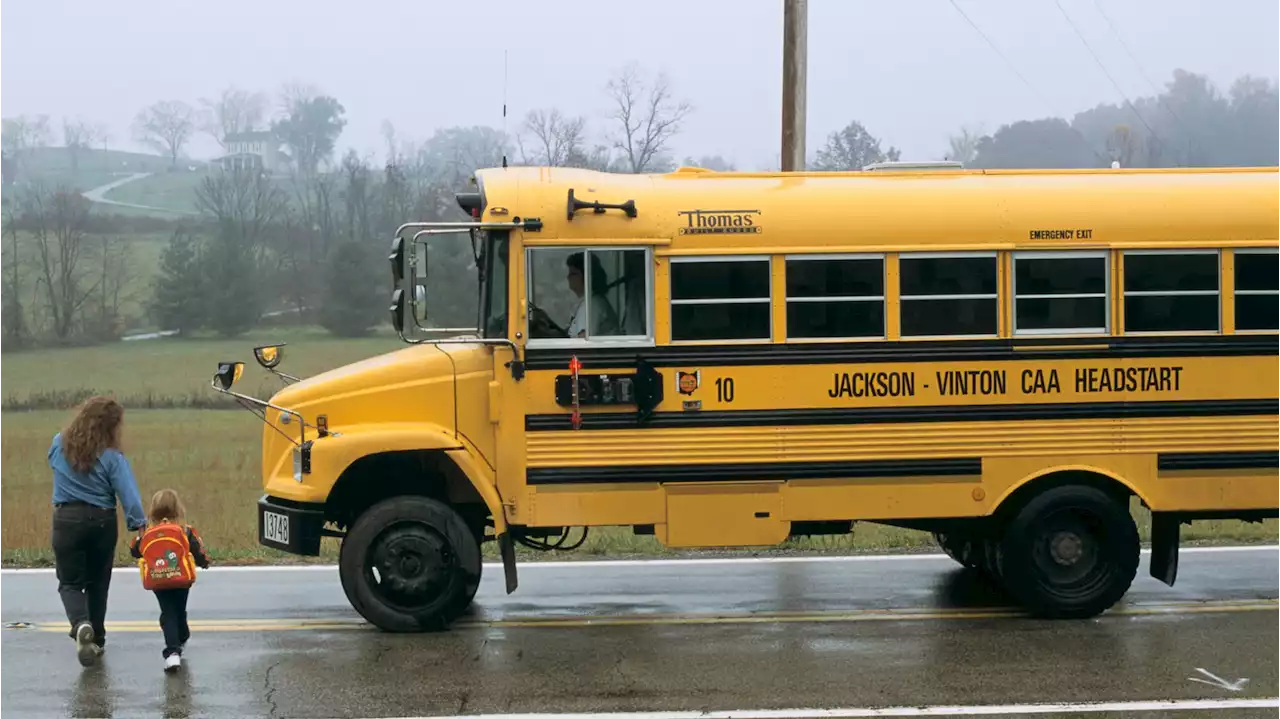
[263,511,290,546]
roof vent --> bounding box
[861,161,965,172]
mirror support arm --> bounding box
[209,377,307,446]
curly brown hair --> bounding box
[62,396,124,473]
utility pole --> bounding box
[781,0,808,171]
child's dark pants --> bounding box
[154,588,190,657]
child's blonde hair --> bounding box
[148,488,186,524]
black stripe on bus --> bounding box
[526,398,1278,432]
[523,334,1277,370]
[526,458,982,486]
[1158,451,1280,472]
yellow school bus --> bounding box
[211,164,1279,632]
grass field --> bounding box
[10,147,178,199]
[101,168,209,214]
[100,166,300,216]
[2,327,396,410]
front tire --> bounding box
[999,485,1138,619]
[339,496,481,632]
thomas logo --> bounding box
[677,209,762,235]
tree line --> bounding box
[1,67,1275,351]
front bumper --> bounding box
[258,495,326,556]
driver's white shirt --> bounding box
[567,299,586,338]
[567,295,617,338]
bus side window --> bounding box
[1012,252,1108,335]
[785,255,885,339]
[1234,249,1278,332]
[899,254,998,337]
[670,257,772,342]
[1123,251,1220,333]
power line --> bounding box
[1052,0,1163,146]
[947,0,1109,165]
[1090,0,1190,136]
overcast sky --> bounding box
[3,0,1277,169]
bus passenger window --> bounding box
[899,254,998,337]
[785,256,884,339]
[1013,252,1108,335]
[526,247,650,341]
[1123,252,1219,333]
[1234,249,1278,332]
[670,258,771,341]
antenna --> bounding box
[501,49,508,169]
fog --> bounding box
[3,0,1277,167]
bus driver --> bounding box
[530,252,619,339]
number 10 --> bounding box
[715,377,735,403]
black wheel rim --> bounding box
[1029,507,1111,601]
[363,521,456,612]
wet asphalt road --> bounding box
[1,547,1277,719]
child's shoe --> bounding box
[164,654,182,673]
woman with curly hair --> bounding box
[49,396,147,667]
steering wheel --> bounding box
[528,302,568,338]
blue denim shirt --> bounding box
[49,433,147,531]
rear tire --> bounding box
[999,484,1138,619]
[339,496,482,632]
[934,531,979,569]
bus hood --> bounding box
[267,342,486,431]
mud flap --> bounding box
[498,532,518,594]
[1149,512,1180,587]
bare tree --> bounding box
[94,122,113,152]
[1106,124,1137,168]
[20,185,99,341]
[604,65,691,173]
[946,124,984,166]
[62,117,100,172]
[278,81,322,114]
[381,119,400,167]
[2,199,29,347]
[196,169,290,336]
[133,101,196,167]
[519,108,587,166]
[2,114,53,176]
[87,236,137,341]
[200,87,268,148]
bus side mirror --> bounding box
[412,284,428,326]
[214,361,245,391]
[389,237,405,284]
[390,289,406,333]
[253,344,285,370]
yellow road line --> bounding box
[19,599,1276,633]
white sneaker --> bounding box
[75,623,97,667]
[164,654,182,673]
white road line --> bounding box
[383,697,1280,718]
[1,544,1274,575]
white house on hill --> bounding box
[215,131,290,175]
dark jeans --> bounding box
[51,502,118,646]
[155,588,191,657]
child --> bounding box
[129,489,211,672]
